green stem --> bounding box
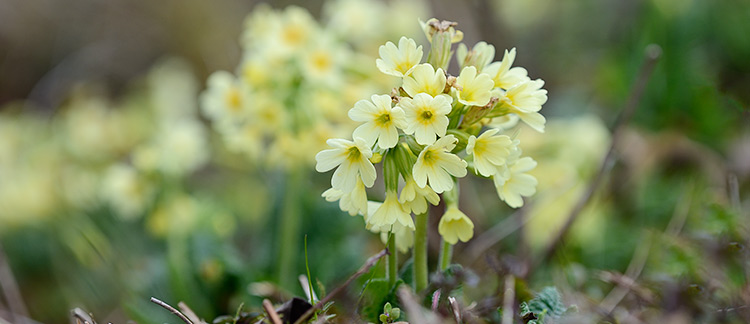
[387,233,398,288]
[414,213,429,291]
[278,170,302,289]
[438,239,453,271]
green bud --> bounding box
[382,151,400,191]
[428,31,454,71]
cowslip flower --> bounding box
[499,79,548,132]
[455,66,494,107]
[456,41,495,71]
[483,48,530,90]
[399,177,440,214]
[438,206,474,244]
[366,201,415,253]
[315,137,376,191]
[322,177,368,216]
[402,63,447,97]
[466,128,514,177]
[201,71,250,123]
[348,94,406,149]
[376,37,423,77]
[493,156,538,208]
[399,93,452,145]
[412,135,467,193]
[367,190,414,230]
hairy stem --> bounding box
[438,239,453,271]
[414,213,429,291]
[387,234,398,287]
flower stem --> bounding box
[414,213,429,291]
[278,170,302,289]
[387,233,398,288]
[438,238,453,271]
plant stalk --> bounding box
[414,213,429,291]
[438,239,453,271]
[387,234,398,287]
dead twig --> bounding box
[293,249,389,324]
[501,275,515,324]
[538,44,662,266]
[263,299,283,324]
[150,297,194,324]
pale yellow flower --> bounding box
[466,128,515,177]
[315,137,377,191]
[455,66,494,106]
[399,93,452,145]
[487,114,520,130]
[201,71,250,123]
[379,221,415,253]
[399,177,440,214]
[483,48,530,89]
[367,190,414,230]
[376,37,423,77]
[499,79,548,132]
[322,177,368,217]
[493,156,538,208]
[438,206,474,244]
[456,41,495,71]
[402,64,447,97]
[412,135,467,193]
[348,94,406,149]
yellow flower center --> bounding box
[282,25,306,46]
[225,88,241,111]
[418,107,434,124]
[311,51,332,71]
[376,113,391,126]
[347,146,361,161]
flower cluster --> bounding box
[316,19,548,249]
[200,2,426,169]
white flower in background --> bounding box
[399,93,452,145]
[412,135,467,193]
[499,79,548,132]
[376,37,423,77]
[101,164,154,220]
[315,138,376,191]
[493,156,538,208]
[201,71,251,124]
[134,119,209,177]
[348,94,407,149]
[402,63,447,97]
[466,128,515,177]
[455,66,494,106]
[483,48,530,89]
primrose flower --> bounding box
[438,206,474,244]
[399,177,440,214]
[201,71,250,123]
[376,37,423,77]
[348,94,406,149]
[402,64,447,97]
[466,128,515,177]
[455,66,494,107]
[315,138,376,191]
[456,41,495,72]
[322,177,368,216]
[412,135,467,193]
[367,190,414,230]
[493,156,538,208]
[499,79,548,132]
[483,48,530,90]
[380,221,415,253]
[399,93,452,145]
